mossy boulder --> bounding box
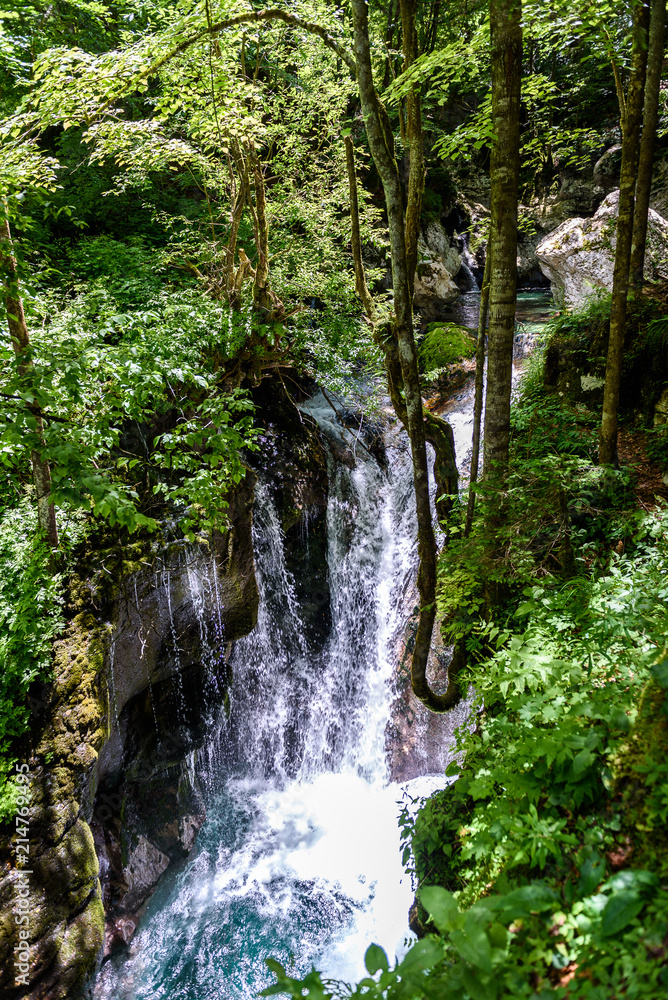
[419,323,476,373]
[543,292,668,419]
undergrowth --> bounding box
[0,498,88,820]
[263,361,668,999]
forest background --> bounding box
[2,0,668,997]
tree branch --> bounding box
[92,8,355,121]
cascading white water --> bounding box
[96,392,446,1000]
[95,292,552,1000]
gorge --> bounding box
[3,1,668,996]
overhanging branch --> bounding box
[93,8,355,120]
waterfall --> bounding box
[455,232,480,291]
[96,392,441,1000]
[94,294,551,1000]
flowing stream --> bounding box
[96,291,552,1000]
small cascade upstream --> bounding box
[95,291,552,1000]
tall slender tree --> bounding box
[465,245,490,537]
[630,0,665,287]
[483,0,522,481]
[599,0,650,466]
[344,135,375,319]
[351,0,459,713]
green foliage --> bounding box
[417,500,668,995]
[260,937,447,1000]
[640,316,668,363]
[540,291,668,427]
[438,389,637,652]
[646,422,668,472]
[66,234,163,304]
[0,500,62,742]
[0,498,88,820]
[421,187,443,222]
[290,299,385,405]
[0,286,260,539]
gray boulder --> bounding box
[413,224,461,319]
[422,220,463,277]
[536,190,668,309]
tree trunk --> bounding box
[465,244,491,537]
[400,0,423,296]
[0,207,58,549]
[344,135,375,318]
[351,0,458,712]
[426,0,441,53]
[630,0,665,287]
[382,0,397,89]
[483,0,522,481]
[599,0,650,466]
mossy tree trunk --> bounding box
[400,0,423,298]
[630,0,665,288]
[483,0,522,482]
[351,0,460,713]
[0,207,58,549]
[599,0,650,466]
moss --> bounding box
[56,890,105,997]
[543,291,668,417]
[37,614,109,773]
[418,323,476,373]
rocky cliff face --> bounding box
[91,474,259,965]
[0,373,329,1000]
[0,618,108,1000]
[0,497,258,999]
[536,191,668,308]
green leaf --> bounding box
[578,852,606,896]
[488,922,508,950]
[450,918,492,973]
[600,891,644,937]
[421,885,459,933]
[572,748,594,776]
[498,883,558,919]
[461,967,492,1000]
[364,944,389,975]
[397,937,444,975]
[604,869,658,893]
